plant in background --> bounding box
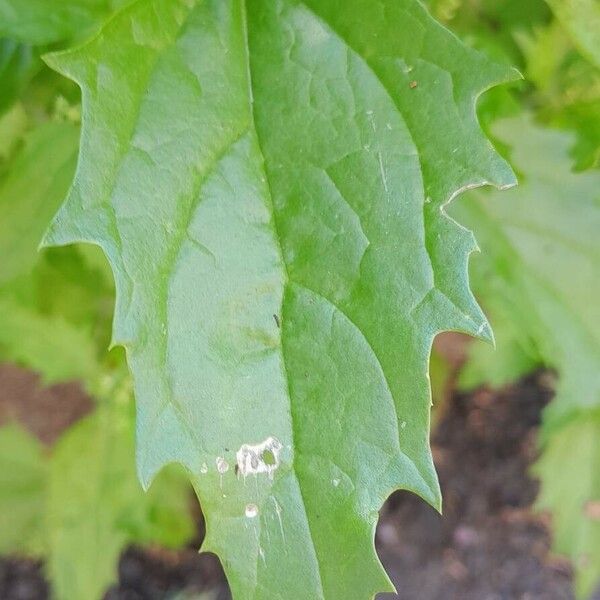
[0,0,598,599]
[434,1,600,595]
[456,118,600,597]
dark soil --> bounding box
[377,373,579,600]
[0,364,597,600]
[104,546,230,600]
[0,559,49,600]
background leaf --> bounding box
[545,0,600,68]
[0,0,128,46]
[0,424,47,555]
[454,115,600,596]
[46,375,194,600]
[0,117,116,383]
[0,121,79,284]
[533,412,600,599]
[0,39,39,115]
[0,297,98,383]
[517,20,600,170]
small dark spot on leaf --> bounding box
[273,314,280,328]
[409,80,418,89]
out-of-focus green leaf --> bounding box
[0,113,117,382]
[455,116,600,596]
[0,246,116,384]
[551,99,600,171]
[517,21,600,170]
[477,0,551,31]
[0,423,47,555]
[516,22,572,91]
[46,376,194,600]
[0,39,39,115]
[0,102,28,164]
[0,120,79,284]
[21,246,115,348]
[429,350,453,406]
[533,412,600,599]
[0,0,129,46]
[42,1,516,596]
[426,0,462,23]
[0,297,98,383]
[546,0,600,68]
[429,0,552,33]
[0,118,113,382]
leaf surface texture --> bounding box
[43,1,515,597]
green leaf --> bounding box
[424,0,552,72]
[47,376,194,600]
[425,0,463,24]
[0,423,48,555]
[0,296,99,383]
[0,101,28,164]
[454,116,600,596]
[0,242,117,384]
[25,245,114,324]
[0,39,39,116]
[533,412,600,599]
[546,0,600,68]
[0,120,79,284]
[0,0,127,46]
[0,118,112,382]
[43,1,515,597]
[516,21,600,170]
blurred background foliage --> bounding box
[0,0,598,598]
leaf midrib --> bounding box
[238,0,436,595]
[240,2,327,596]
